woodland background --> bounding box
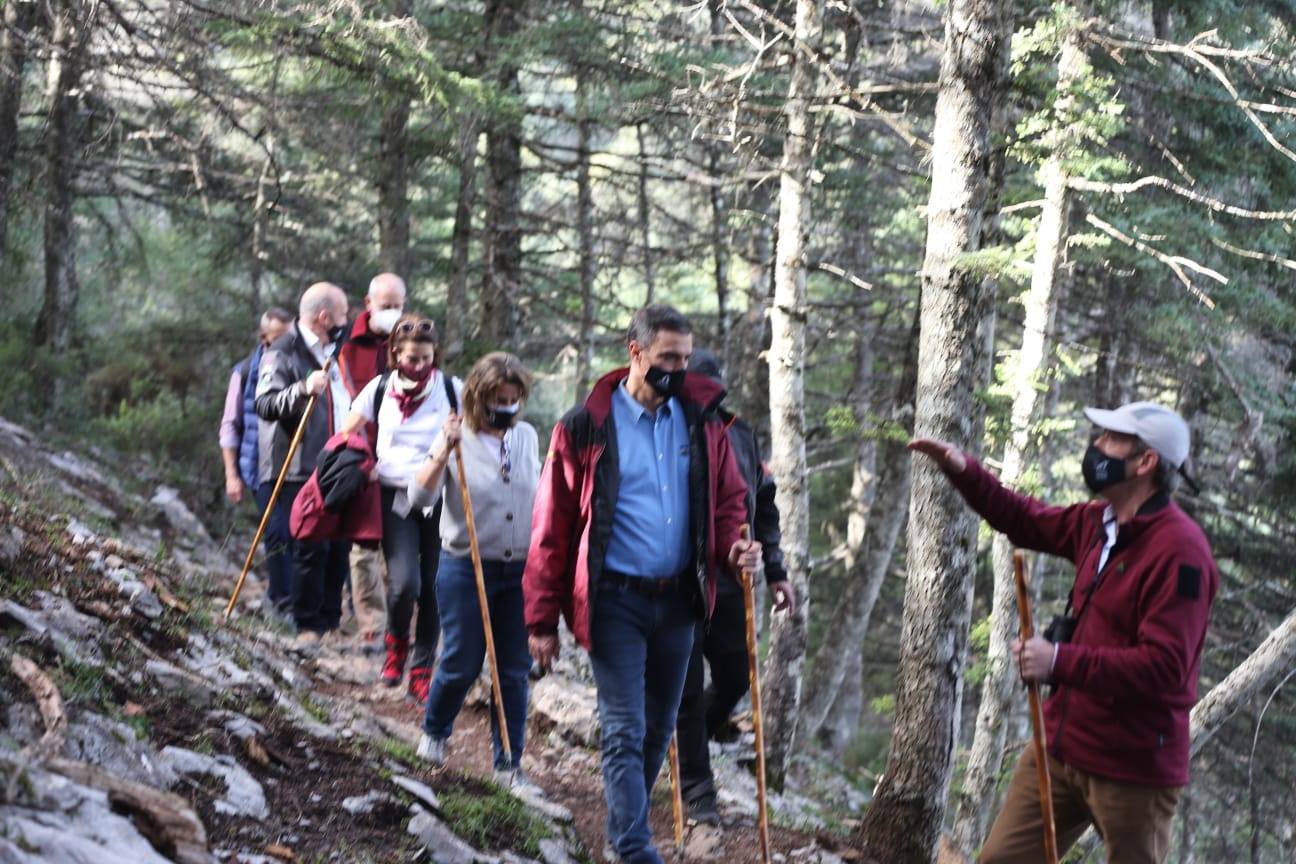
[1,0,1294,861]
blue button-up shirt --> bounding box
[603,382,691,578]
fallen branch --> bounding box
[46,756,210,864]
[9,653,68,753]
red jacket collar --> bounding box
[347,309,385,345]
[584,367,727,425]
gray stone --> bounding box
[150,486,212,545]
[390,774,441,811]
[206,710,266,741]
[0,525,23,566]
[0,593,106,667]
[407,807,480,864]
[0,757,174,864]
[61,711,178,788]
[530,675,599,746]
[539,838,580,864]
[160,746,269,821]
[341,790,394,816]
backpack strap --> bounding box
[373,371,392,422]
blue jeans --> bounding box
[422,553,530,770]
[590,577,697,864]
[255,481,294,614]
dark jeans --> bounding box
[422,553,530,770]
[381,487,443,670]
[284,481,350,633]
[590,575,697,864]
[255,480,295,614]
[676,586,751,804]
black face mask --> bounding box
[485,404,520,430]
[1082,443,1128,494]
[326,322,347,345]
[645,365,686,399]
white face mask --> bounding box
[370,308,402,334]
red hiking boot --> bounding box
[381,634,410,687]
[407,666,431,706]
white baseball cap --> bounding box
[1083,401,1191,468]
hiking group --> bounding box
[219,276,1217,864]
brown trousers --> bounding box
[347,545,388,637]
[979,747,1181,864]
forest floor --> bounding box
[0,413,856,863]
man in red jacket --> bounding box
[337,272,406,648]
[524,305,761,864]
[911,401,1217,864]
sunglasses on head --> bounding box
[394,319,436,337]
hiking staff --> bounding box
[224,353,337,623]
[1013,549,1059,864]
[668,736,684,852]
[739,524,771,864]
[452,438,512,765]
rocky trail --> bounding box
[0,416,862,863]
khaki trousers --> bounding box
[980,747,1181,864]
[348,545,388,637]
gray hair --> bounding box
[299,282,344,320]
[626,304,691,348]
[1134,439,1181,495]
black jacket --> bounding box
[254,321,339,485]
[719,412,788,593]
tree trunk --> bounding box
[480,0,524,347]
[0,0,34,263]
[948,17,1083,856]
[709,145,730,359]
[376,93,411,276]
[34,0,87,352]
[574,65,596,398]
[799,307,920,749]
[249,53,282,313]
[636,123,654,306]
[445,117,480,368]
[761,0,822,794]
[852,0,1009,859]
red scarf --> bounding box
[392,370,436,421]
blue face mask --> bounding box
[485,403,520,430]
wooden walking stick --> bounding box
[739,525,771,864]
[1013,550,1059,864]
[224,356,335,622]
[452,441,513,766]
[668,736,684,853]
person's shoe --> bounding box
[381,634,410,686]
[687,792,721,826]
[407,665,431,705]
[358,630,383,655]
[600,843,622,863]
[415,733,446,767]
[291,630,321,656]
[493,767,547,797]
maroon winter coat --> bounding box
[289,432,383,547]
[950,458,1218,787]
[337,310,388,399]
[523,368,750,651]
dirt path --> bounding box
[316,641,848,862]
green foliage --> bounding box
[438,782,553,858]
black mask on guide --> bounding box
[326,322,347,346]
[1081,443,1128,494]
[485,404,520,430]
[645,365,686,399]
